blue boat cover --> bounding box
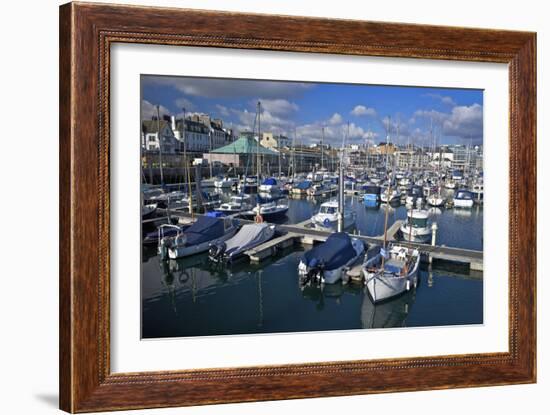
[206,211,225,218]
[295,180,312,190]
[262,177,277,185]
[302,233,357,271]
[184,216,224,245]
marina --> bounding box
[142,189,484,338]
[140,77,484,338]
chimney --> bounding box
[171,115,176,132]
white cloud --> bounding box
[174,97,194,111]
[257,99,299,115]
[414,103,483,142]
[141,100,171,120]
[424,93,457,107]
[351,105,377,117]
[215,104,230,117]
[328,113,343,125]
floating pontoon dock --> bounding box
[145,211,483,272]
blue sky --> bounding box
[141,75,483,147]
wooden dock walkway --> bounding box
[145,211,482,271]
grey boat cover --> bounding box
[224,223,274,258]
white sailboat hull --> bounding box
[364,252,420,303]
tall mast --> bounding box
[156,105,164,186]
[321,127,324,170]
[278,134,282,178]
[381,117,392,269]
[180,108,192,214]
[209,116,213,179]
[256,101,261,182]
[337,123,348,232]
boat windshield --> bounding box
[407,217,428,228]
[320,206,337,214]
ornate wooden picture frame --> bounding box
[59,2,536,412]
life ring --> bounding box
[255,214,264,223]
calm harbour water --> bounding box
[142,192,483,338]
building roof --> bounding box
[142,120,170,134]
[211,136,279,155]
[175,119,209,134]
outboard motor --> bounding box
[208,241,227,262]
[299,258,325,286]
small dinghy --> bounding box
[208,223,276,263]
[298,233,365,284]
[158,216,238,260]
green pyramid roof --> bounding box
[211,136,279,155]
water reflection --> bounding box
[361,288,416,329]
[142,192,483,338]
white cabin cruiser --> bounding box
[311,200,356,231]
[400,209,432,243]
[215,194,253,214]
[241,196,289,221]
[453,189,475,208]
[214,176,238,189]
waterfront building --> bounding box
[260,133,290,150]
[173,118,210,153]
[141,119,178,154]
[203,135,279,168]
[395,149,431,170]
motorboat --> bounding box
[399,209,432,242]
[444,179,457,189]
[453,189,475,208]
[241,195,289,221]
[200,177,217,188]
[380,186,401,204]
[307,182,335,197]
[362,244,420,303]
[427,194,445,207]
[143,222,189,245]
[405,185,424,206]
[158,216,239,260]
[471,182,484,204]
[141,203,157,220]
[311,200,356,231]
[215,194,253,215]
[237,176,258,193]
[208,223,276,263]
[214,176,238,189]
[362,184,381,207]
[306,171,324,182]
[291,180,312,195]
[298,232,365,284]
[258,177,280,193]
